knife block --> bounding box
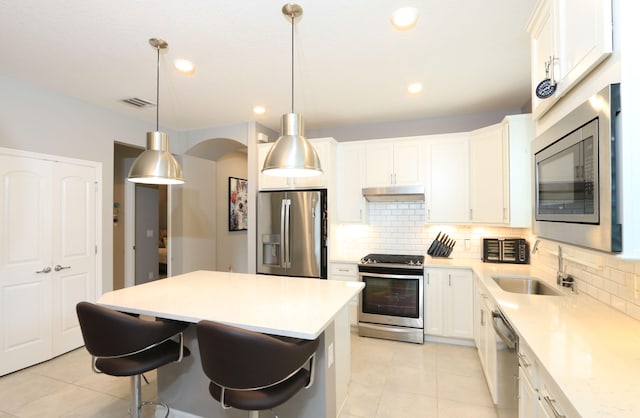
[427,233,455,258]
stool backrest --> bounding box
[197,320,319,390]
[76,301,187,357]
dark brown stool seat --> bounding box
[197,320,319,417]
[76,301,190,418]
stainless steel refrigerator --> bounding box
[257,189,327,279]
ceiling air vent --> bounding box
[121,97,155,108]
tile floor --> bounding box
[0,333,496,418]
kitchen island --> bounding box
[98,270,364,418]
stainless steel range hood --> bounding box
[362,185,425,201]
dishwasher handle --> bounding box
[491,310,517,350]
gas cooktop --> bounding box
[359,253,424,267]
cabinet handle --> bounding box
[54,264,71,272]
[36,266,51,274]
[469,209,473,220]
[518,352,532,368]
[426,273,430,285]
[337,268,349,272]
[480,309,485,326]
[448,274,451,286]
[543,395,566,418]
[503,207,507,221]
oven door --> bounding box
[358,270,424,329]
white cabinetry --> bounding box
[336,142,367,223]
[424,134,469,223]
[329,262,359,329]
[527,0,613,119]
[468,115,534,226]
[469,123,505,224]
[258,137,336,190]
[474,276,497,403]
[425,268,473,340]
[365,138,424,187]
[518,338,580,418]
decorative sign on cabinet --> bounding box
[527,0,613,119]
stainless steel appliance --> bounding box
[533,83,621,253]
[482,238,529,264]
[357,254,424,344]
[491,308,518,418]
[257,189,327,279]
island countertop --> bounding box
[98,270,364,340]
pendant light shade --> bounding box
[127,132,184,184]
[261,3,322,178]
[128,38,184,185]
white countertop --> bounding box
[98,270,364,340]
[425,257,640,418]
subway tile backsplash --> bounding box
[332,201,640,322]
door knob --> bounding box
[36,266,51,274]
[54,265,71,272]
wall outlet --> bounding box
[327,342,334,368]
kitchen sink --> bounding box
[492,276,563,296]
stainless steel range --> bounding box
[358,253,424,344]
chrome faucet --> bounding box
[557,246,565,284]
[557,246,576,292]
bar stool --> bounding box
[76,301,190,418]
[196,320,320,418]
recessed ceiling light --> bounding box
[391,7,419,30]
[174,59,195,75]
[253,106,266,115]
[408,83,423,94]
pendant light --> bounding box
[128,38,184,185]
[261,3,323,178]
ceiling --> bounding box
[0,0,537,133]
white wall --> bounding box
[170,154,217,275]
[0,74,174,293]
[215,152,248,272]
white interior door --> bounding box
[0,154,54,375]
[0,151,97,375]
[51,162,96,355]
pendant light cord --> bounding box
[155,45,160,131]
[291,13,295,114]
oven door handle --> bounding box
[358,271,423,280]
[491,310,517,350]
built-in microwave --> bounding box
[532,83,621,253]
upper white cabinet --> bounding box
[365,138,424,187]
[469,123,506,224]
[336,142,367,223]
[468,115,534,227]
[258,137,336,190]
[527,0,613,119]
[424,133,469,223]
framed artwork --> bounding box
[228,177,248,231]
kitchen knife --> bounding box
[446,241,455,257]
[435,235,449,257]
[427,232,441,255]
[433,234,445,256]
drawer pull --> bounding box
[518,352,532,368]
[543,395,566,418]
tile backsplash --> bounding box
[331,201,640,322]
[332,201,529,260]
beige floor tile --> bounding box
[340,380,383,418]
[438,398,498,418]
[374,390,438,418]
[436,344,483,377]
[436,369,494,408]
[384,364,437,397]
[0,372,69,415]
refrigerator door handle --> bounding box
[282,199,291,268]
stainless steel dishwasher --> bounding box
[491,308,519,418]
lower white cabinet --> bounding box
[425,268,474,339]
[329,262,359,329]
[518,339,580,418]
[474,276,498,403]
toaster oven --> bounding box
[482,238,529,264]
